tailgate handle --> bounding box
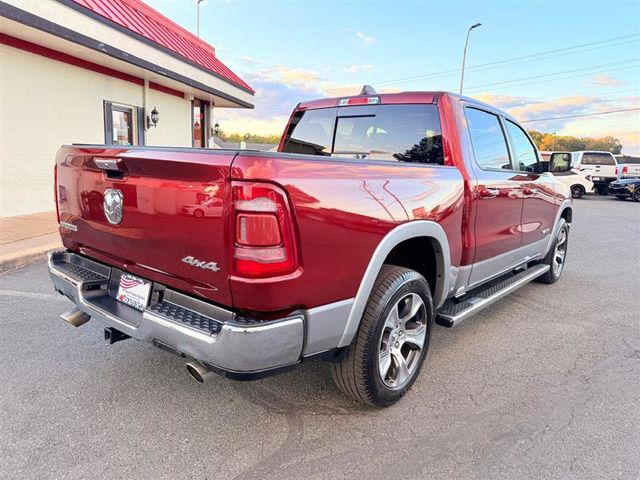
[94,157,127,180]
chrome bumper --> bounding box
[47,251,304,374]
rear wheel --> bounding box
[330,265,433,407]
[570,185,585,199]
[596,184,609,196]
[536,219,569,284]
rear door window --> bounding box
[282,104,444,165]
[465,108,512,171]
[582,153,615,165]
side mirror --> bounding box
[550,153,572,173]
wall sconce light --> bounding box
[212,122,220,137]
[146,107,159,128]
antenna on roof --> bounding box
[360,85,377,95]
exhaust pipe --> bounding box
[60,306,90,327]
[186,360,216,384]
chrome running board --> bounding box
[436,264,550,328]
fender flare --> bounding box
[542,199,573,257]
[337,220,451,348]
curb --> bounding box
[0,236,62,274]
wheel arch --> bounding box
[561,205,573,223]
[542,199,573,258]
[337,221,451,347]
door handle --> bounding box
[479,188,499,199]
[523,187,539,196]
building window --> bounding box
[112,105,133,145]
[103,101,145,146]
[192,99,209,147]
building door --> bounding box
[192,99,208,147]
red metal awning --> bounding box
[71,0,254,93]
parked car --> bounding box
[615,155,640,179]
[48,90,573,406]
[180,197,223,218]
[608,178,640,201]
[548,152,594,198]
[570,151,618,195]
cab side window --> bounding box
[465,108,511,170]
[505,120,540,172]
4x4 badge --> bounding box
[181,256,220,272]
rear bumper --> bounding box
[608,183,635,195]
[590,176,616,184]
[47,251,305,375]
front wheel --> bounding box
[536,219,569,284]
[330,265,433,407]
[633,190,640,202]
[570,185,585,199]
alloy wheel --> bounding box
[378,292,427,389]
[552,227,568,277]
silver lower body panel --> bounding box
[48,250,308,373]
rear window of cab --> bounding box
[281,104,445,165]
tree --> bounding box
[528,130,623,154]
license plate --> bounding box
[117,273,151,311]
[592,176,601,181]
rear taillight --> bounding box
[615,167,618,175]
[231,181,298,277]
[54,164,60,222]
[623,166,628,174]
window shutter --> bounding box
[136,106,146,146]
[103,101,113,145]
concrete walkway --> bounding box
[0,211,61,272]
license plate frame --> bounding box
[116,273,152,311]
[591,176,602,181]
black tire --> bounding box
[633,190,640,202]
[193,209,205,218]
[615,195,627,200]
[596,184,609,196]
[330,265,433,407]
[570,184,585,199]
[536,218,569,284]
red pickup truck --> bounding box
[49,90,573,406]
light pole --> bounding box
[459,23,482,95]
[196,0,205,37]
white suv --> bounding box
[549,152,594,199]
[570,151,618,195]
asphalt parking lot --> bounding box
[1,195,638,480]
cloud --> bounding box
[471,92,640,153]
[319,83,363,98]
[474,93,537,110]
[341,64,374,74]
[356,31,374,44]
[239,56,266,65]
[246,65,321,93]
[214,63,377,135]
[588,74,625,87]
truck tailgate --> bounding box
[55,146,236,306]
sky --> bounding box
[146,0,640,153]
